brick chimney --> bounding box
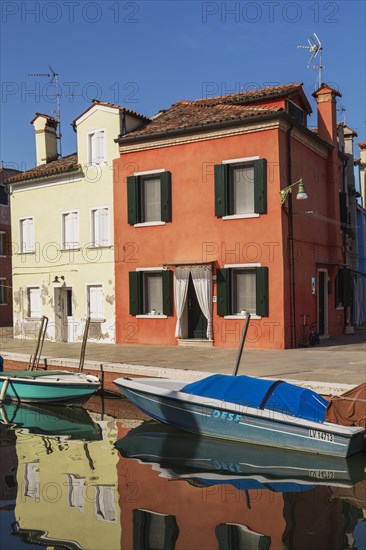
[312,84,341,145]
[31,113,59,165]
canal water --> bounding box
[0,394,365,550]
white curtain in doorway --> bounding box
[191,265,213,339]
[174,267,190,337]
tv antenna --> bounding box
[337,105,346,124]
[28,66,63,157]
[297,33,324,90]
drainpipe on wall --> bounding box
[287,122,296,348]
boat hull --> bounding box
[116,381,365,458]
[0,372,100,405]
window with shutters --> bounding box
[88,130,105,165]
[217,265,269,318]
[0,279,7,305]
[87,284,104,320]
[0,184,8,206]
[62,211,79,249]
[127,171,171,225]
[27,287,41,318]
[91,207,110,247]
[129,269,173,317]
[0,231,7,256]
[215,158,267,218]
[19,217,35,253]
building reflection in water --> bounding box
[0,398,364,550]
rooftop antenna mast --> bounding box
[28,66,62,158]
[297,33,324,90]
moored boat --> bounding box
[113,375,365,457]
[0,370,101,405]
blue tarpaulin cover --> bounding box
[182,374,328,423]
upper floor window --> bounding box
[91,207,109,247]
[127,171,172,225]
[62,211,79,249]
[215,159,267,218]
[0,231,7,256]
[288,100,305,125]
[88,130,105,165]
[19,217,34,253]
[0,184,8,206]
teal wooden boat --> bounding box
[0,370,101,405]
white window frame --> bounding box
[133,169,166,228]
[222,156,260,220]
[86,283,105,321]
[87,128,106,165]
[19,217,35,253]
[0,278,7,305]
[0,231,6,257]
[223,263,262,320]
[61,210,80,250]
[26,286,42,319]
[89,206,110,248]
[135,266,167,318]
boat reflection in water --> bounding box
[1,401,365,550]
[1,399,122,550]
[116,421,366,550]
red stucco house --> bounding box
[113,82,349,349]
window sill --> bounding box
[134,221,166,227]
[0,303,8,306]
[18,251,35,255]
[136,314,167,319]
[61,247,81,252]
[224,314,261,320]
[222,214,260,220]
[336,306,345,310]
[0,255,7,258]
[89,318,106,323]
[87,245,113,250]
[25,317,42,321]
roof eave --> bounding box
[8,165,82,186]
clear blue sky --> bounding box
[1,0,365,171]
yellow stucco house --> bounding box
[7,102,148,342]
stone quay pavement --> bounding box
[1,326,365,395]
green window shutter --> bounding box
[127,176,139,225]
[217,268,231,316]
[254,159,267,214]
[214,164,228,217]
[255,266,269,317]
[162,270,173,315]
[129,271,141,315]
[160,171,172,222]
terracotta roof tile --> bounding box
[6,154,80,184]
[121,82,307,140]
[30,112,59,125]
[72,100,150,125]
